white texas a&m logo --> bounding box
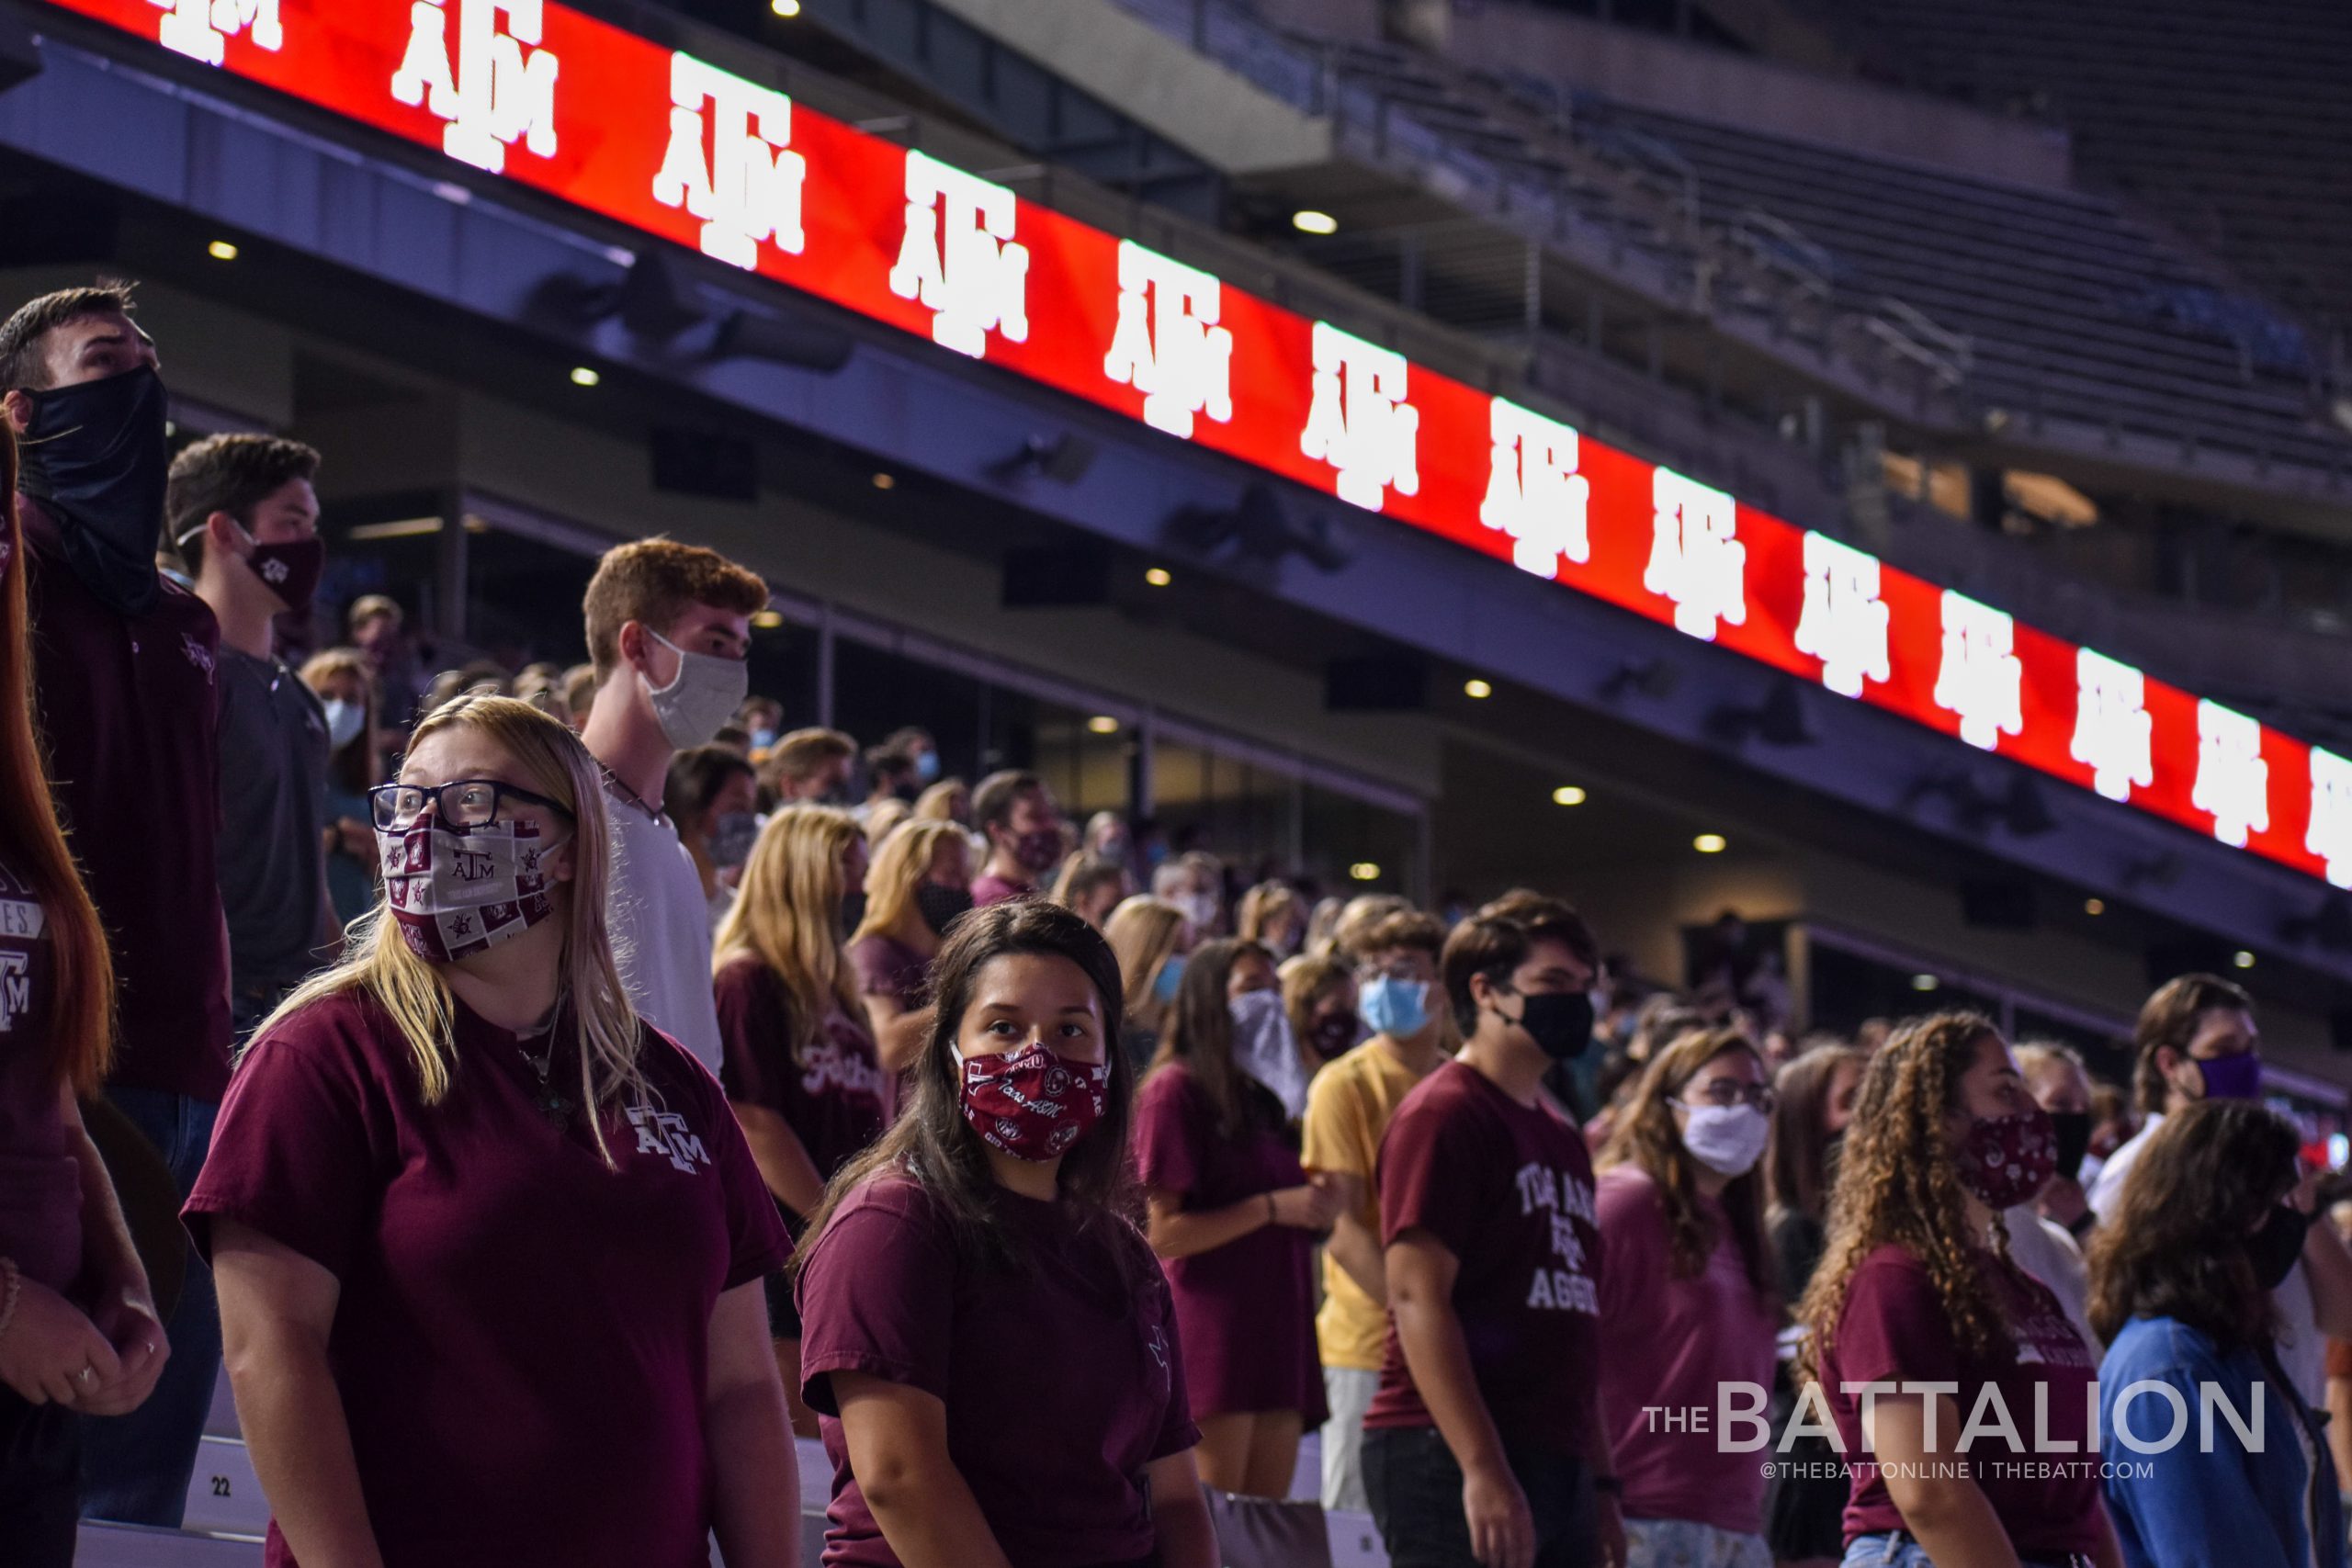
[1480,398,1589,580]
[2191,699,2268,850]
[1102,242,1232,440]
[1299,321,1419,513]
[653,53,806,271]
[151,0,281,64]
[1644,467,1744,641]
[1792,532,1889,699]
[1935,591,2022,752]
[890,152,1029,360]
[626,1106,712,1175]
[2307,749,2352,889]
[2070,649,2153,804]
[392,0,560,175]
[0,951,28,1033]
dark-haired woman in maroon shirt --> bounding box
[1135,937,1336,1497]
[796,899,1217,1568]
[0,427,169,1562]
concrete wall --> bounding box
[1446,4,2072,189]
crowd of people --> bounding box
[6,284,2352,1568]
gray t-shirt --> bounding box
[603,781,725,1074]
[216,646,329,996]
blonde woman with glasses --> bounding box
[187,694,797,1568]
[715,805,889,1435]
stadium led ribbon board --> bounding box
[52,0,2352,885]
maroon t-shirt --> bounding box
[714,956,888,1189]
[184,989,790,1568]
[797,1175,1198,1568]
[20,494,232,1101]
[0,859,78,1295]
[1595,1166,1776,1532]
[1132,1063,1325,1425]
[849,933,929,1012]
[1365,1060,1602,1455]
[968,871,1031,909]
[1818,1242,2104,1558]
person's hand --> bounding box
[335,818,374,860]
[1269,1181,1341,1232]
[1462,1456,1534,1568]
[0,1278,121,1407]
[79,1282,169,1416]
[1593,1489,1626,1568]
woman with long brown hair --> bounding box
[1595,1026,1777,1567]
[792,899,1216,1568]
[1134,937,1337,1496]
[0,425,166,1562]
[713,803,888,1433]
[188,694,796,1567]
[1797,1013,2120,1568]
[2089,1100,2343,1568]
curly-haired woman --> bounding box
[2089,1100,2344,1568]
[1797,1012,2120,1568]
[1596,1026,1778,1568]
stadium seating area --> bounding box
[1822,0,2352,339]
[1108,0,2352,495]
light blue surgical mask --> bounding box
[1152,953,1187,1005]
[320,697,365,752]
[1359,976,1430,1040]
[916,750,942,784]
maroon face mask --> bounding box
[1954,1103,2058,1210]
[247,536,324,615]
[959,1042,1110,1161]
[1011,828,1064,875]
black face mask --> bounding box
[1507,989,1595,1061]
[2246,1203,2314,1293]
[840,891,867,938]
[915,882,973,938]
[2048,1111,2093,1184]
[16,366,170,618]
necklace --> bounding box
[516,996,579,1128]
[600,764,665,825]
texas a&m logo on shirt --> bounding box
[627,1105,713,1175]
[1514,1161,1599,1314]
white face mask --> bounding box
[640,626,748,750]
[1679,1101,1770,1178]
[1228,987,1309,1120]
[321,697,366,751]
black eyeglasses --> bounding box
[369,778,571,832]
[1679,1080,1777,1112]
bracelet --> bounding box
[0,1258,20,1348]
[1263,1191,1277,1225]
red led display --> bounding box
[42,0,2349,885]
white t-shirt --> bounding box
[2004,1204,2095,1351]
[603,782,724,1074]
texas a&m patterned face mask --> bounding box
[378,818,563,963]
[959,1042,1112,1161]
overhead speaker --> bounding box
[0,16,39,96]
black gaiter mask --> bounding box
[17,366,170,618]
